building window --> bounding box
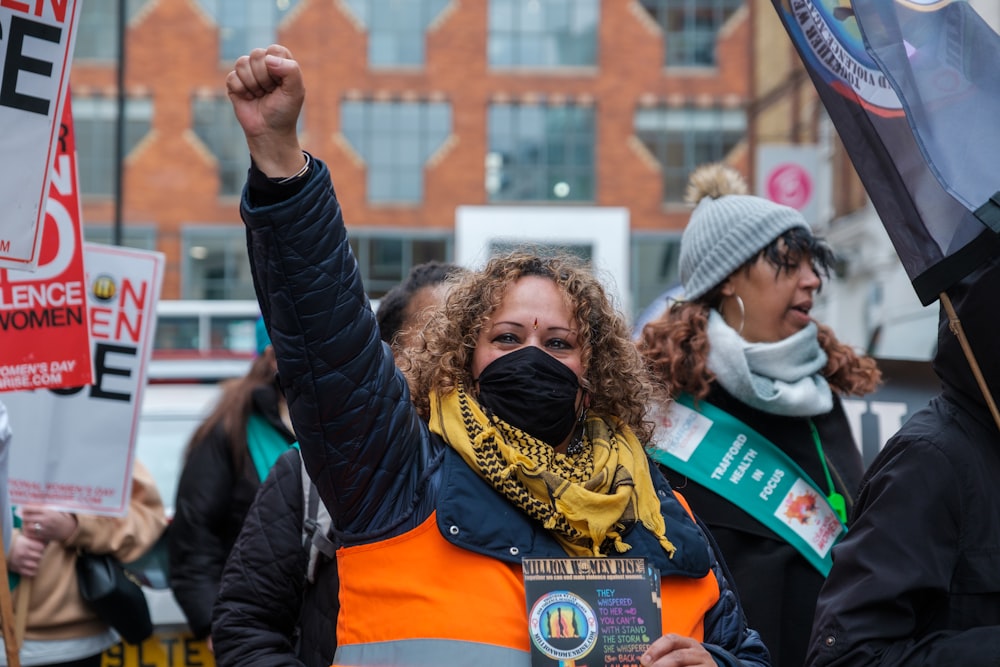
[84,225,158,250]
[630,233,681,324]
[348,232,452,297]
[74,0,150,61]
[640,0,743,67]
[192,96,250,197]
[197,0,301,63]
[72,95,153,197]
[487,103,595,202]
[488,0,598,68]
[342,0,450,67]
[340,100,451,204]
[634,107,745,202]
[182,227,257,300]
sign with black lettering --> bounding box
[101,631,215,667]
[0,95,92,391]
[523,557,662,667]
[841,358,939,466]
[4,243,164,516]
[0,0,80,269]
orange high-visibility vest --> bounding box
[334,510,721,666]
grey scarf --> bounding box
[706,310,832,417]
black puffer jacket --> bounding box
[169,383,296,638]
[243,158,770,666]
[807,256,1000,666]
[658,384,863,667]
[213,448,338,667]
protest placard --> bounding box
[0,0,81,270]
[4,243,165,516]
[0,95,93,391]
[523,557,662,667]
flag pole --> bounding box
[940,291,1000,433]
[14,579,30,649]
[0,533,21,667]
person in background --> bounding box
[807,256,1000,666]
[227,44,769,666]
[375,261,464,352]
[3,462,166,667]
[212,261,463,667]
[638,163,880,667]
[169,318,296,643]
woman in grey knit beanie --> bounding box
[638,163,880,667]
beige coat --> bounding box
[14,461,167,641]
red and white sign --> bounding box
[0,0,81,270]
[0,96,93,391]
[756,144,827,226]
[765,163,813,210]
[4,243,165,516]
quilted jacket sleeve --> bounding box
[213,449,310,667]
[241,158,436,540]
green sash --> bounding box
[246,413,296,482]
[647,394,845,575]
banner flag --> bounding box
[770,0,1000,305]
[852,1,1000,228]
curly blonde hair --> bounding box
[398,251,658,442]
[638,299,881,400]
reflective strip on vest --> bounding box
[335,510,720,666]
[334,638,527,667]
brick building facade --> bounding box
[70,0,753,313]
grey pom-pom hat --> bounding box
[679,192,810,301]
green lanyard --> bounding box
[809,419,847,525]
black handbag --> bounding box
[75,552,154,645]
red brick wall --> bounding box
[73,0,751,298]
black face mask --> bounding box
[475,346,581,446]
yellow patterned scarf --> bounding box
[429,385,676,559]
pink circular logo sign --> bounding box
[766,163,812,210]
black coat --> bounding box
[807,257,1000,666]
[658,383,864,667]
[169,383,295,638]
[213,448,338,667]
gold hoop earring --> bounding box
[732,294,745,336]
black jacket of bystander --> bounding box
[807,256,1000,666]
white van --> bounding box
[149,300,261,382]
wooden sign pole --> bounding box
[0,533,22,667]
